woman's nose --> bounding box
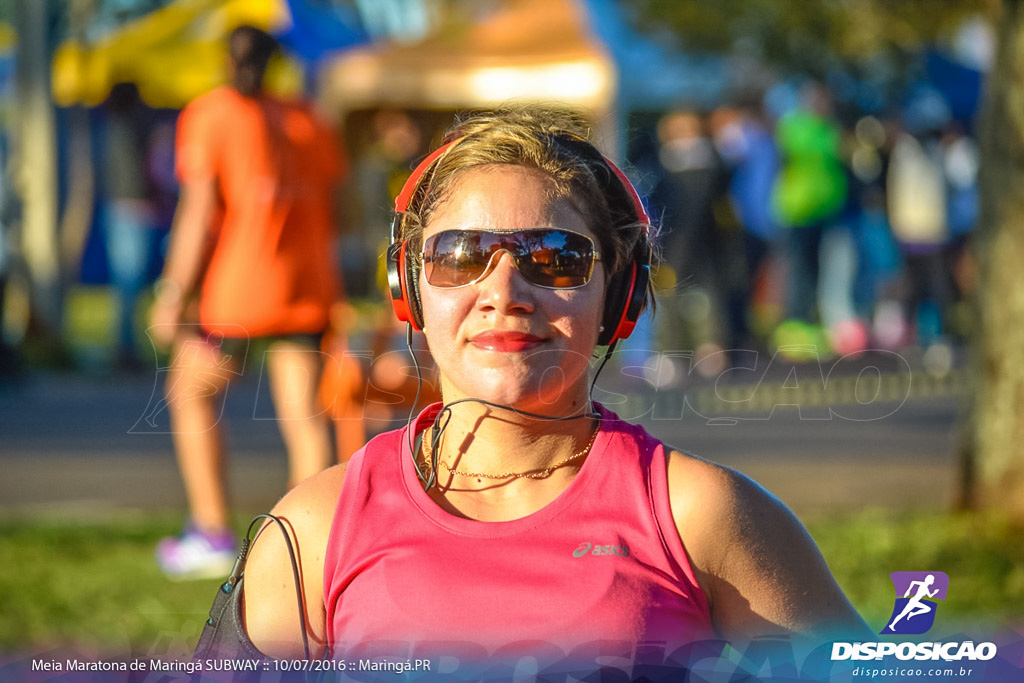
[474,250,535,313]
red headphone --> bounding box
[386,135,651,346]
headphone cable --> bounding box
[402,326,619,491]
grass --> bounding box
[0,509,1021,658]
[807,508,1024,634]
[0,513,248,660]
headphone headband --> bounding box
[391,137,464,240]
[603,156,651,227]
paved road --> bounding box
[0,359,964,520]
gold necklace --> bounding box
[423,423,600,481]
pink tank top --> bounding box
[323,403,717,677]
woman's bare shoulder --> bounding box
[662,449,771,556]
[242,462,350,658]
[271,461,350,527]
[664,445,822,581]
[663,448,756,528]
[663,447,870,642]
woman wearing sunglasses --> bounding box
[237,106,869,676]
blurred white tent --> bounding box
[320,0,617,143]
[318,0,724,155]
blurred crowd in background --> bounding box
[623,79,978,385]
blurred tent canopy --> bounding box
[320,0,615,117]
[317,0,724,153]
[51,0,369,109]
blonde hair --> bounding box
[398,106,651,284]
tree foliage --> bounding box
[628,0,992,76]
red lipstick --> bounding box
[470,330,543,352]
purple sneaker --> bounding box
[156,525,237,581]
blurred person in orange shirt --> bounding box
[148,25,347,580]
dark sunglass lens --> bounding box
[423,230,489,287]
[519,230,594,287]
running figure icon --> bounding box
[881,571,949,635]
[888,574,938,631]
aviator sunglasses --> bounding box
[420,228,602,290]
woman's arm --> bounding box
[148,178,217,349]
[666,449,872,645]
[241,463,348,659]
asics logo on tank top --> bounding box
[573,542,631,558]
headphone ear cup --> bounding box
[599,262,650,346]
[386,241,424,330]
[387,139,465,329]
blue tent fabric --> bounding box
[581,0,725,110]
[275,0,370,63]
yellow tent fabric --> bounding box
[52,0,300,108]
